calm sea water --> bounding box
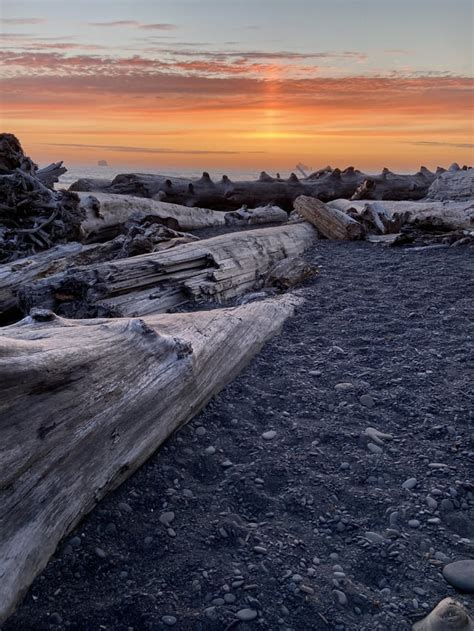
[57,166,295,189]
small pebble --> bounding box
[359,394,375,408]
[159,511,175,526]
[402,478,417,490]
[367,442,383,454]
[161,615,177,626]
[262,431,277,441]
[236,608,258,621]
[333,589,348,606]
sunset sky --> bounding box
[1,0,473,173]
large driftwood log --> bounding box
[20,223,317,317]
[328,199,474,231]
[0,295,301,624]
[69,166,439,210]
[294,195,365,240]
[79,192,226,242]
[425,167,473,201]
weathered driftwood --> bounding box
[412,597,474,631]
[79,192,226,242]
[265,256,318,290]
[69,166,438,210]
[426,167,473,201]
[328,199,474,232]
[0,134,83,263]
[20,223,317,318]
[0,225,199,323]
[0,295,301,624]
[224,204,288,227]
[294,195,365,240]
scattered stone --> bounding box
[224,593,236,603]
[195,426,206,437]
[221,459,233,468]
[94,547,107,559]
[69,536,81,548]
[367,442,383,454]
[161,615,177,626]
[359,394,375,408]
[364,531,387,544]
[236,608,258,621]
[426,496,438,510]
[253,546,267,554]
[402,477,418,490]
[335,382,354,392]
[204,446,216,455]
[442,560,474,593]
[440,499,454,512]
[262,430,277,440]
[333,589,348,606]
[408,519,421,528]
[159,511,175,526]
[118,502,133,513]
[50,613,63,624]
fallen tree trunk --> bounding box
[0,295,301,624]
[20,223,317,318]
[425,167,473,201]
[294,195,365,240]
[328,199,474,231]
[79,192,226,242]
[69,167,439,210]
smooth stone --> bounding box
[335,382,354,391]
[224,593,236,603]
[440,499,454,512]
[94,547,107,558]
[359,394,375,408]
[402,477,418,490]
[262,430,277,441]
[364,531,387,544]
[204,446,216,455]
[367,442,383,454]
[195,426,206,436]
[408,519,421,528]
[426,496,439,510]
[70,536,81,548]
[159,511,175,525]
[442,560,474,593]
[236,608,258,621]
[333,589,348,606]
[162,615,177,626]
[118,502,133,512]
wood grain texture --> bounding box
[20,223,317,317]
[294,196,365,240]
[0,295,301,624]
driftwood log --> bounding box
[0,295,301,624]
[328,199,474,231]
[426,167,473,201]
[294,195,365,240]
[20,223,317,318]
[69,166,439,210]
[412,597,474,631]
[79,192,227,242]
[0,224,200,323]
[265,256,318,290]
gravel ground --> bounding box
[4,241,474,631]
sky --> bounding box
[1,0,473,173]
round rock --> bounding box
[236,608,258,621]
[162,615,177,626]
[442,560,474,593]
[262,430,277,441]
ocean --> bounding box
[56,166,293,189]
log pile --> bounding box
[425,164,473,201]
[294,196,365,240]
[0,295,301,624]
[69,166,439,210]
[0,134,82,263]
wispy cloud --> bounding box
[45,142,265,155]
[0,17,46,25]
[88,20,177,30]
[405,141,474,148]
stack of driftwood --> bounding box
[0,133,472,625]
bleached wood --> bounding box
[20,223,317,317]
[294,195,364,240]
[79,192,226,242]
[0,295,301,624]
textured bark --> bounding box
[265,256,318,290]
[79,192,226,242]
[426,168,473,201]
[0,295,301,624]
[19,223,317,318]
[69,167,438,210]
[294,195,365,240]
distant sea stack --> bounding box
[97,160,108,167]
